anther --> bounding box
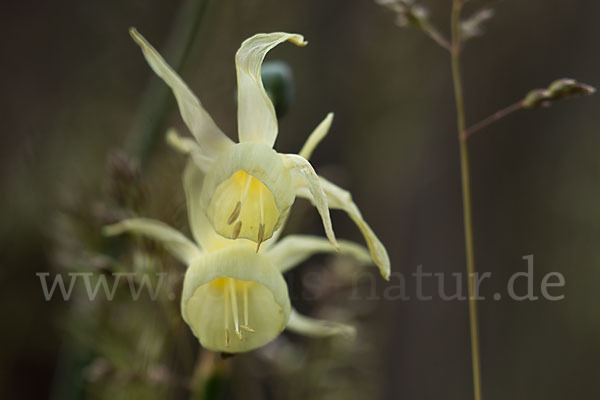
[232,221,242,239]
[256,223,265,253]
[241,325,255,333]
[228,279,242,341]
[227,201,242,225]
[225,330,230,347]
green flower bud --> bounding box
[522,78,596,109]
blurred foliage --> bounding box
[46,147,383,399]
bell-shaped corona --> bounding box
[200,142,294,247]
[181,246,290,353]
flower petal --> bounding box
[130,28,233,156]
[236,32,307,146]
[201,142,295,243]
[103,218,201,265]
[282,154,338,250]
[296,176,390,280]
[166,128,214,173]
[299,112,334,160]
[286,309,356,338]
[181,245,291,353]
[183,159,214,247]
[266,234,371,273]
[166,128,200,154]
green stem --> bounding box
[450,1,483,400]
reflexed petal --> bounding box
[296,176,391,280]
[201,142,295,243]
[183,160,216,248]
[236,32,307,146]
[130,28,233,156]
[103,218,201,264]
[166,128,214,173]
[286,309,356,338]
[166,128,200,154]
[282,154,338,249]
[299,112,334,160]
[181,246,291,353]
[267,235,371,273]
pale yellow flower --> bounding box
[130,28,390,279]
[104,162,371,353]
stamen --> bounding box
[243,283,249,326]
[256,224,265,253]
[241,174,253,202]
[240,283,255,333]
[256,186,265,252]
[228,279,242,341]
[227,201,242,225]
[259,184,265,223]
[224,282,230,348]
[232,221,242,239]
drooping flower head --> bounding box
[130,28,390,279]
[104,162,371,352]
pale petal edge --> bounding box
[166,128,214,174]
[166,128,199,154]
[236,32,307,146]
[130,28,233,156]
[296,177,391,280]
[299,112,334,160]
[266,234,371,274]
[286,309,356,338]
[282,154,338,250]
[103,218,201,265]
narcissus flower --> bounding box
[104,162,373,353]
[130,28,390,279]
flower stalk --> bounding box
[463,100,524,139]
[377,2,595,399]
[463,79,594,139]
[451,1,482,400]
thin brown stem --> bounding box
[464,100,524,138]
[450,1,483,400]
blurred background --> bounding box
[2,0,600,399]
